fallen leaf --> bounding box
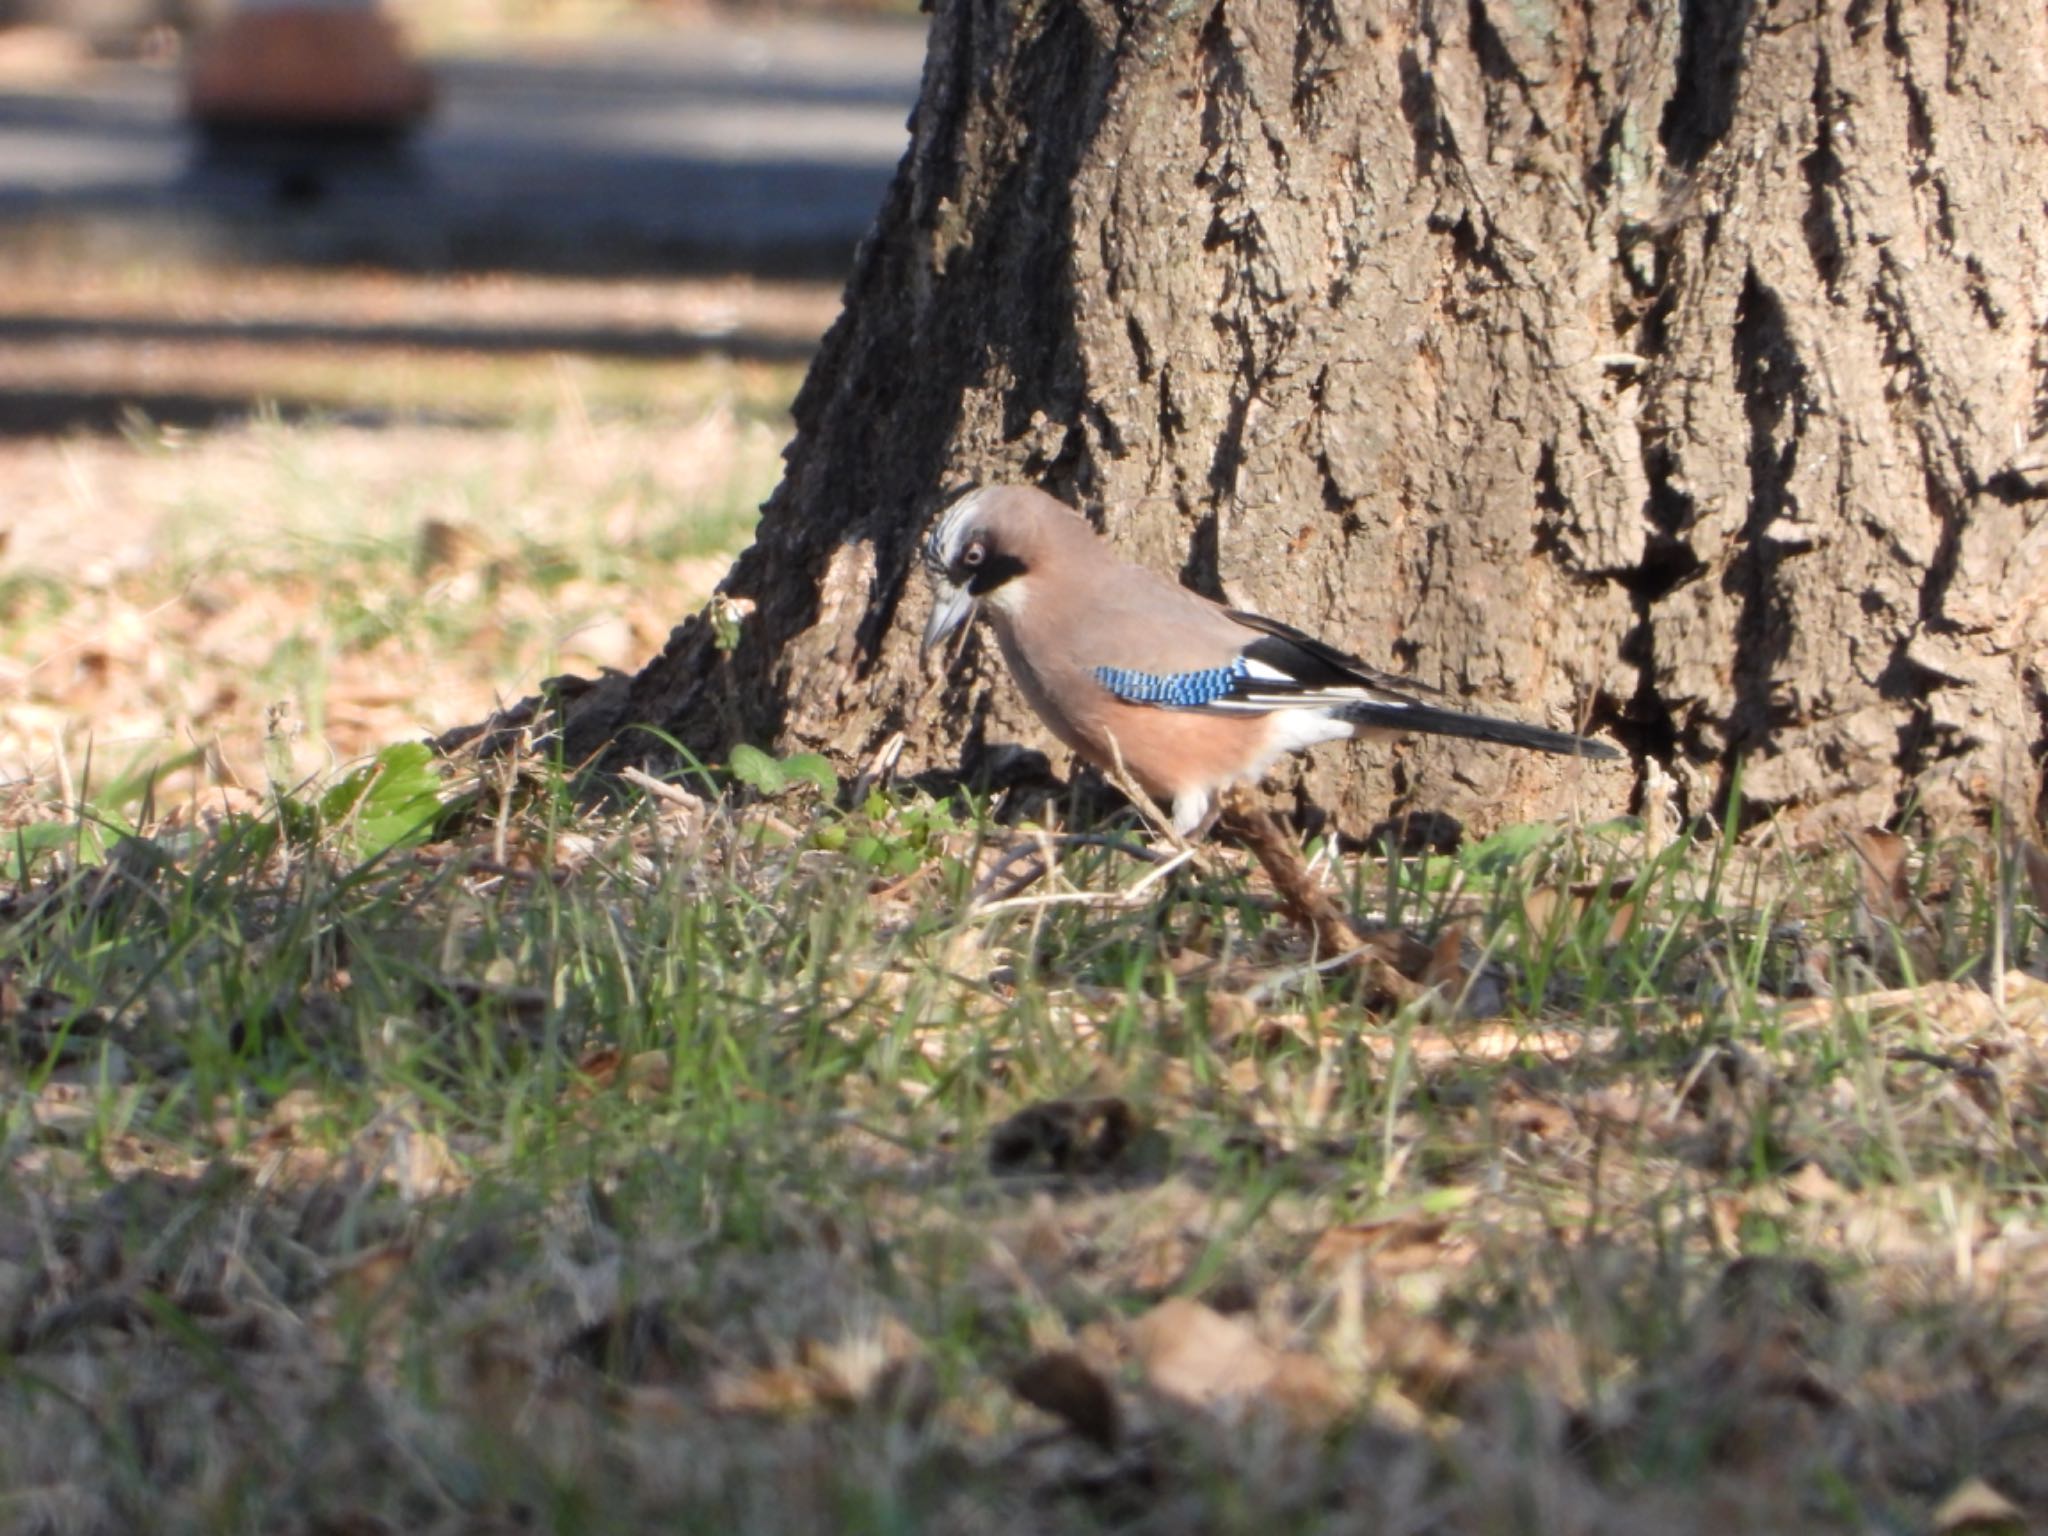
[328,1243,415,1313]
[709,1363,817,1416]
[559,1301,683,1385]
[1310,1215,1463,1279]
[707,1321,929,1421]
[1848,825,1911,923]
[1010,1349,1122,1449]
[317,1242,418,1365]
[1264,1349,1350,1429]
[1493,1080,1577,1142]
[1378,1312,1478,1407]
[1521,879,1638,946]
[1932,1476,2025,1534]
[797,1315,924,1408]
[1422,926,1468,996]
[622,1050,672,1102]
[393,1123,464,1200]
[575,1046,623,1086]
[989,1098,1141,1176]
[416,516,488,577]
[1127,1296,1346,1430]
[1130,1297,1274,1404]
[1781,1160,1848,1207]
[570,1048,671,1105]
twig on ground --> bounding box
[966,833,1172,907]
[968,845,1197,920]
[619,764,708,812]
[1220,797,1433,1012]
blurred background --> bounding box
[0,0,923,814]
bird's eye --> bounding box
[961,542,986,567]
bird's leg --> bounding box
[1183,789,1232,843]
[1100,730,1200,860]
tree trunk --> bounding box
[565,0,2048,841]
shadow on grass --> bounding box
[3,1110,2046,1533]
[0,385,498,439]
[0,312,819,367]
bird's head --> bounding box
[919,484,1048,655]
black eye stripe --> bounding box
[964,549,1027,595]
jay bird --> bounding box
[922,484,1621,836]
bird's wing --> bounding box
[1087,607,1441,715]
[1082,602,1621,760]
[1219,609,1447,707]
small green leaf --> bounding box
[780,753,838,797]
[319,743,447,856]
[6,819,121,879]
[728,743,786,794]
[1460,821,1555,877]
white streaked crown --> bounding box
[922,486,993,575]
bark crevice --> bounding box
[1659,0,1750,168]
[1723,268,1806,765]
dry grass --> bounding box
[0,261,812,803]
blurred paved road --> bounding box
[0,15,927,275]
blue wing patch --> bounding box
[1094,657,1251,707]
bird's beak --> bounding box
[922,578,977,657]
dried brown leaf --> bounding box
[1010,1349,1122,1449]
[1378,1313,1478,1407]
[329,1243,415,1312]
[392,1124,464,1200]
[1848,825,1911,923]
[1774,978,2000,1034]
[989,1097,1141,1177]
[1309,1214,1470,1279]
[574,1046,624,1088]
[1932,1476,2025,1534]
[708,1363,817,1416]
[1521,879,1639,946]
[576,1047,672,1104]
[1128,1296,1346,1430]
[1422,926,1467,995]
[797,1315,925,1409]
[1493,1080,1577,1142]
[1129,1297,1275,1406]
[1781,1160,1848,1207]
[1263,1349,1349,1430]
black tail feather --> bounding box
[1339,700,1622,760]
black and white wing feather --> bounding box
[1090,607,1622,761]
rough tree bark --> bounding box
[561,0,2048,841]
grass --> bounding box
[3,741,2047,1534]
[0,262,813,796]
[4,262,2048,1534]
